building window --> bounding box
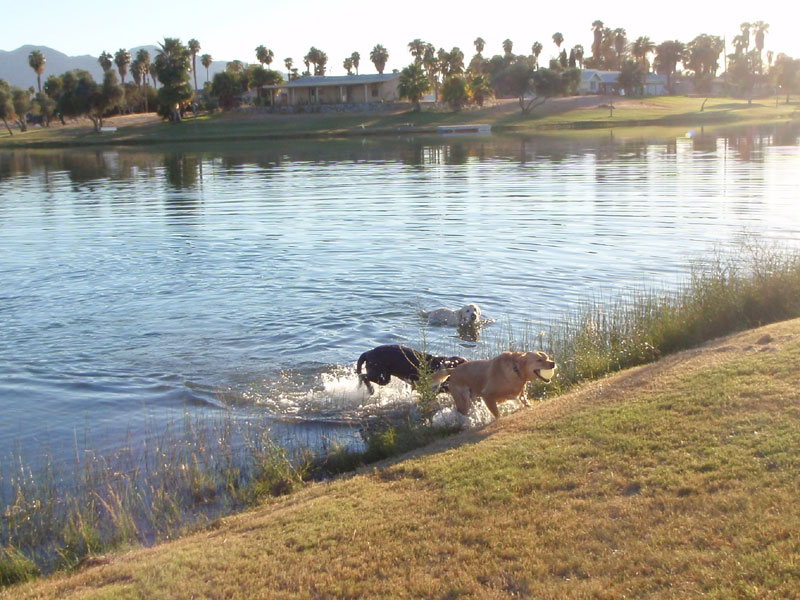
[371,84,379,98]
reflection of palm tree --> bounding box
[370,44,389,74]
[201,54,213,84]
[188,39,201,92]
[28,50,46,93]
[114,49,131,84]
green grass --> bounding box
[1,95,797,149]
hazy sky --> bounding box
[4,0,798,73]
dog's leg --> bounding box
[483,396,500,418]
[358,373,375,395]
[450,385,472,416]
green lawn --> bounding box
[1,95,797,149]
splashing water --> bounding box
[239,364,496,431]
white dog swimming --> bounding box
[421,303,482,327]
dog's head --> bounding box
[457,303,482,326]
[516,350,556,384]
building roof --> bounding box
[581,69,620,83]
[280,73,399,88]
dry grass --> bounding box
[5,318,799,599]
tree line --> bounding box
[2,20,799,134]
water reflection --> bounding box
[2,125,796,187]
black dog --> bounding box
[356,345,467,395]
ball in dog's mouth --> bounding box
[535,367,556,383]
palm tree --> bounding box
[473,37,486,55]
[200,54,213,84]
[397,63,430,111]
[370,44,389,74]
[226,60,244,74]
[631,36,656,72]
[408,39,427,64]
[343,57,354,74]
[591,20,605,61]
[188,39,201,92]
[422,44,440,98]
[572,45,585,69]
[613,28,627,69]
[154,38,193,121]
[654,40,686,94]
[304,47,328,75]
[531,42,543,69]
[739,23,751,52]
[439,47,464,77]
[98,51,113,72]
[467,73,492,107]
[351,52,360,75]
[753,21,769,73]
[256,45,274,68]
[136,49,151,112]
[502,39,514,57]
[200,54,212,84]
[28,50,46,93]
[552,32,564,49]
[114,49,131,85]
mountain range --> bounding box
[0,45,235,90]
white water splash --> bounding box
[245,365,419,423]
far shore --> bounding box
[1,95,798,150]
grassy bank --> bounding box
[1,95,797,149]
[2,241,800,595]
[4,320,800,598]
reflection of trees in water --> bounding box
[163,153,200,190]
[0,124,797,189]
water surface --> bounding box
[1,125,799,464]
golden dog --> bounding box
[435,351,555,418]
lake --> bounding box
[1,124,799,467]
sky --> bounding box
[4,0,799,74]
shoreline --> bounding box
[1,95,797,150]
[4,316,800,598]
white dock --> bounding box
[437,124,491,136]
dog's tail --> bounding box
[431,368,452,385]
[355,352,368,387]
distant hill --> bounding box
[0,44,237,90]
